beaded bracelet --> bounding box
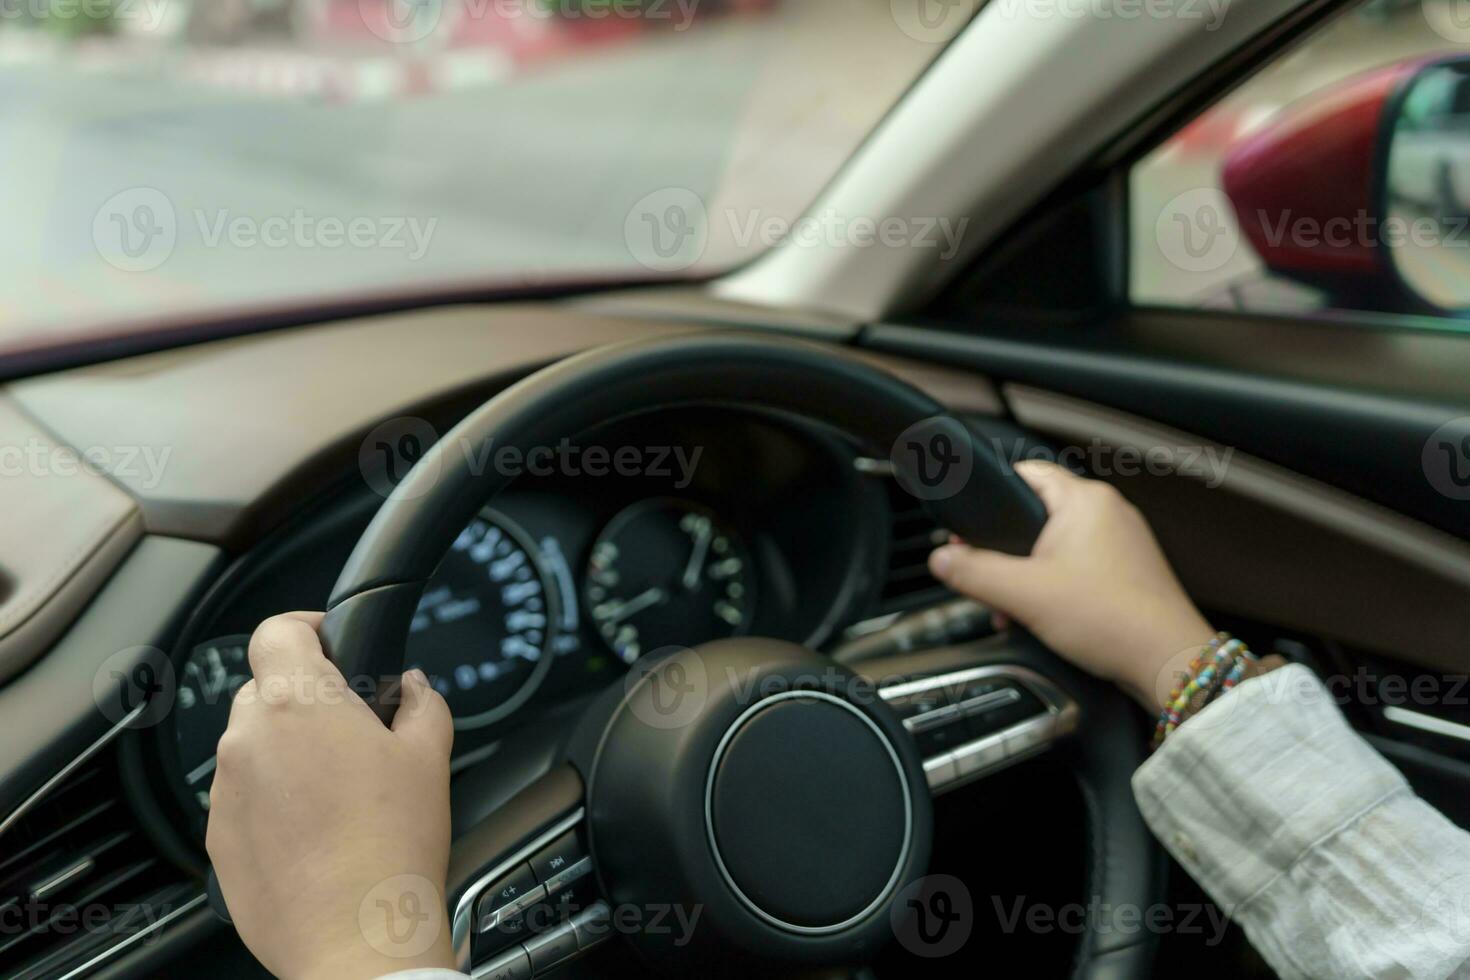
[1154,633,1227,724]
[1151,633,1259,749]
[1151,633,1229,745]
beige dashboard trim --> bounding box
[8,304,1001,549]
[10,305,702,547]
[0,396,143,684]
[1006,384,1470,670]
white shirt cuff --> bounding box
[1134,662,1470,979]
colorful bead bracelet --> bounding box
[1151,632,1258,749]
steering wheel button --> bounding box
[958,685,1019,714]
[510,884,549,916]
[524,920,580,973]
[904,703,961,733]
[886,689,947,720]
[923,754,957,789]
[572,901,613,950]
[476,862,538,929]
[967,687,1047,739]
[1002,716,1056,758]
[953,736,1007,777]
[957,678,1001,701]
[475,947,533,980]
[529,830,587,884]
[542,856,592,897]
[914,715,970,756]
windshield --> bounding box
[1,0,961,352]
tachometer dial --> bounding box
[175,635,252,806]
[584,499,752,663]
[407,509,559,729]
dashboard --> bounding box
[161,407,903,825]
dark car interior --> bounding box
[6,273,1470,979]
[7,1,1470,978]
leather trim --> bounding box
[0,396,143,684]
[0,536,221,826]
[1006,383,1470,672]
[850,349,1005,417]
[8,304,700,547]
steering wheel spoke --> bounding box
[878,661,1080,795]
[448,765,608,976]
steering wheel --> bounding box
[305,333,1162,978]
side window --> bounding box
[1131,1,1470,323]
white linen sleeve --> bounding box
[1133,663,1470,980]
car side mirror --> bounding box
[1381,57,1470,313]
[1221,55,1470,315]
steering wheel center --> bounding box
[576,639,932,975]
[706,691,912,933]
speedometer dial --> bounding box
[585,499,752,663]
[407,509,558,729]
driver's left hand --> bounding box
[206,612,457,980]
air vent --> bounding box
[878,476,951,613]
[0,752,198,980]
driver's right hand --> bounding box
[928,460,1215,711]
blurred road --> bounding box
[0,28,759,338]
[0,0,943,348]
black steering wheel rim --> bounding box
[317,331,1163,978]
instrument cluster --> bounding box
[166,408,889,814]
